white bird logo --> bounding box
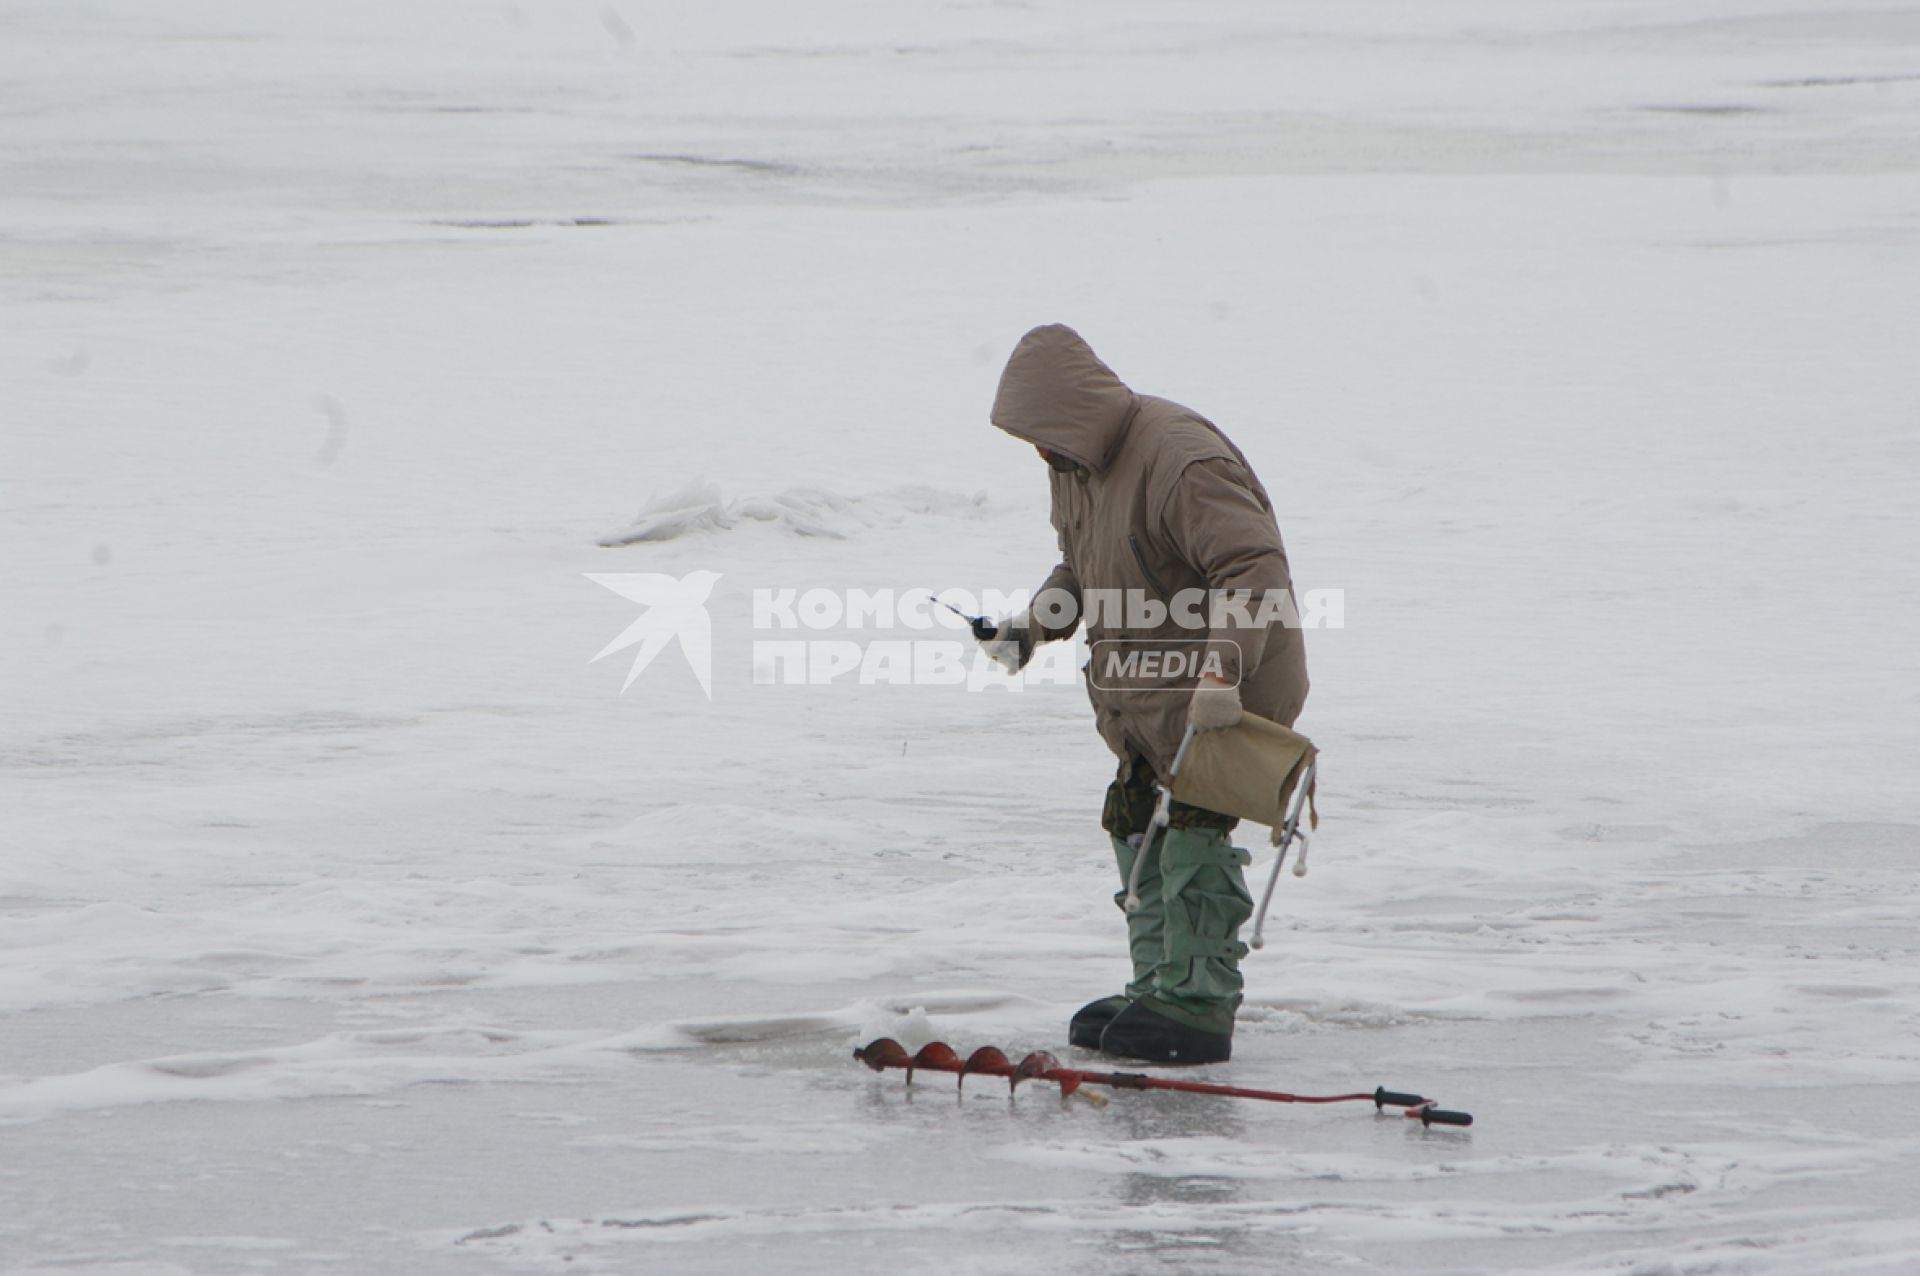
[584,570,722,698]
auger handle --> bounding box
[1413,1106,1474,1128]
[1423,1108,1474,1127]
[1373,1087,1427,1110]
[1375,1088,1474,1127]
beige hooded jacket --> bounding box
[991,324,1309,781]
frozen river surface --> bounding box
[4,2,1919,1273]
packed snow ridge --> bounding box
[599,480,993,544]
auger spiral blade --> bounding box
[907,1042,962,1083]
[958,1045,1012,1091]
[1012,1050,1067,1095]
[853,1038,911,1073]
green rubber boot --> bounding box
[1136,826,1253,1038]
[1070,835,1166,1048]
[1110,834,1166,1001]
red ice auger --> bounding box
[853,1038,1473,1127]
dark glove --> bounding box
[978,611,1037,673]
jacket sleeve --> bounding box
[1159,457,1296,686]
[1032,555,1083,642]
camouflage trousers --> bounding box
[1100,753,1238,840]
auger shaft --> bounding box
[853,1038,1472,1127]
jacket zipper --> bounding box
[1128,532,1170,601]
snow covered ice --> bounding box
[4,2,1918,1273]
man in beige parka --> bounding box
[979,323,1308,1064]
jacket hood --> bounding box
[990,324,1138,473]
